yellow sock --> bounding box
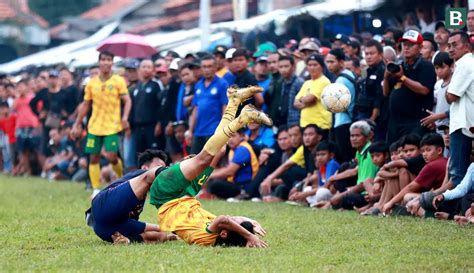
[89,163,101,189]
[112,158,123,177]
[214,96,240,133]
[204,116,247,156]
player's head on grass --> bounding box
[137,149,169,169]
[214,221,255,247]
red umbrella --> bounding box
[97,33,157,58]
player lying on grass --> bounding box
[149,86,270,248]
[85,149,177,244]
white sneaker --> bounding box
[226,197,240,203]
[251,197,262,202]
[91,189,101,199]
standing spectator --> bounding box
[71,51,132,198]
[189,55,228,154]
[278,56,304,127]
[420,52,453,133]
[213,45,228,77]
[294,54,332,137]
[222,48,237,86]
[383,30,436,143]
[45,71,69,130]
[232,48,263,109]
[254,56,271,107]
[155,62,180,154]
[0,102,16,174]
[263,52,282,125]
[467,10,474,36]
[176,63,197,122]
[129,60,162,158]
[59,67,79,118]
[362,40,387,140]
[12,79,40,176]
[123,59,140,91]
[325,48,356,162]
[445,32,474,187]
[421,38,438,61]
[434,21,450,53]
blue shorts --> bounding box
[16,128,40,153]
[91,181,146,242]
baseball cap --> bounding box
[299,41,320,52]
[49,70,59,77]
[256,55,268,63]
[225,48,236,59]
[253,42,277,57]
[123,58,139,69]
[331,34,352,46]
[435,21,448,31]
[213,45,228,56]
[398,30,423,44]
[169,58,181,70]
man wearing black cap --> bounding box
[124,59,140,92]
[434,21,450,53]
[331,34,353,57]
[213,45,228,78]
[383,30,437,144]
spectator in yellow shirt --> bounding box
[294,54,332,138]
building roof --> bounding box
[128,2,233,34]
[80,0,134,20]
[0,0,48,28]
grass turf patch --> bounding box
[0,176,473,272]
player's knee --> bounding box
[105,152,118,164]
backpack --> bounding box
[338,71,362,120]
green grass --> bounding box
[0,176,473,273]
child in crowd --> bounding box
[287,141,340,206]
[0,102,16,174]
[420,52,453,132]
[382,133,448,214]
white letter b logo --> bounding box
[450,11,462,25]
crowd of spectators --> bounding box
[0,9,473,224]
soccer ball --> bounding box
[321,83,352,113]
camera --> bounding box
[386,61,403,74]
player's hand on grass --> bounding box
[251,221,266,237]
[246,234,267,248]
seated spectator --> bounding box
[206,129,259,199]
[260,124,323,202]
[326,121,380,210]
[41,128,75,180]
[382,133,448,214]
[287,141,340,206]
[245,123,275,155]
[358,141,390,212]
[429,163,474,221]
[246,124,302,200]
[365,134,425,213]
[0,102,16,174]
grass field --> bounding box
[0,176,473,272]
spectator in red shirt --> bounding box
[12,79,40,176]
[0,102,16,173]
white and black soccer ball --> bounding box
[321,83,352,113]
